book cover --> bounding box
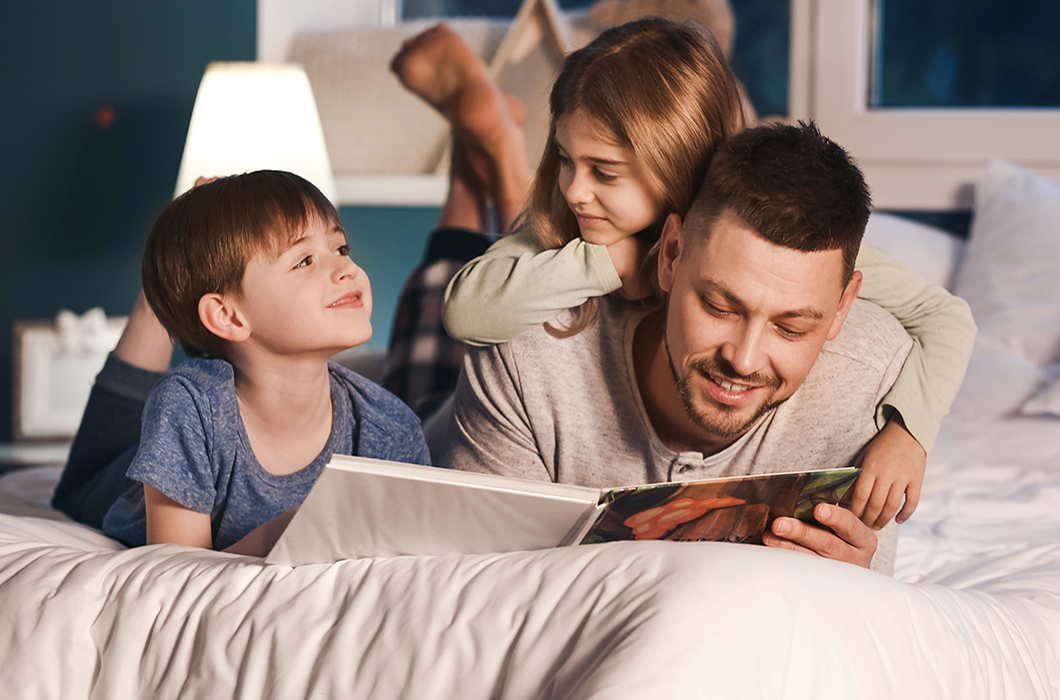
[266,455,601,565]
[266,456,860,566]
[578,468,860,546]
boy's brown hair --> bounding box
[686,120,871,288]
[142,170,341,358]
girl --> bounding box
[429,18,976,530]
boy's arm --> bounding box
[855,243,977,453]
[144,484,213,548]
[223,506,299,557]
[123,376,221,547]
[145,483,296,556]
[442,229,622,346]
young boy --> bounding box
[69,171,429,556]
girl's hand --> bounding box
[606,235,652,300]
[848,415,926,529]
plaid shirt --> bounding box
[384,228,494,419]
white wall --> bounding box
[258,0,399,62]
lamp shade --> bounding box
[174,62,337,203]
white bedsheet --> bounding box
[2,408,1059,699]
[2,436,1060,698]
[0,513,1058,699]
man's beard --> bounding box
[664,333,784,440]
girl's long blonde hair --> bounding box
[527,17,746,336]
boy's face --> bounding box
[235,217,372,357]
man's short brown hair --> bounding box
[142,170,341,358]
[686,121,871,287]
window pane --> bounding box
[874,0,1060,107]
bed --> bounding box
[2,161,1059,698]
[5,3,1060,696]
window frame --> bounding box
[789,0,1060,210]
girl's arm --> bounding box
[849,244,976,529]
[855,243,977,453]
[443,229,622,345]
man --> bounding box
[440,122,914,571]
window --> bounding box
[875,0,1060,108]
[790,0,1060,210]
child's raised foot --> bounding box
[391,25,525,150]
[392,24,530,231]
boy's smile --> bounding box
[234,217,373,358]
[328,291,364,309]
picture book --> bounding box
[266,455,860,566]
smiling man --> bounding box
[441,123,913,571]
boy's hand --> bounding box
[606,235,652,300]
[849,415,926,530]
[224,506,300,557]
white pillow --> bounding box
[953,161,1060,368]
[948,336,1050,422]
[862,212,965,290]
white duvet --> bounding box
[2,444,1060,699]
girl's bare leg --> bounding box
[391,24,529,232]
[437,137,490,233]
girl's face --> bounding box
[554,110,667,246]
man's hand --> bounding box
[762,503,878,568]
[849,415,926,529]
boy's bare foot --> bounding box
[391,24,529,230]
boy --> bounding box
[66,171,429,556]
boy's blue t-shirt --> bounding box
[102,358,431,550]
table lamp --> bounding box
[173,62,337,203]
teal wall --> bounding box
[0,2,425,444]
[339,205,441,349]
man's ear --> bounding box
[198,293,250,344]
[658,213,684,294]
[826,270,863,341]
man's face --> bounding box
[657,209,861,440]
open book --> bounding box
[266,455,860,566]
